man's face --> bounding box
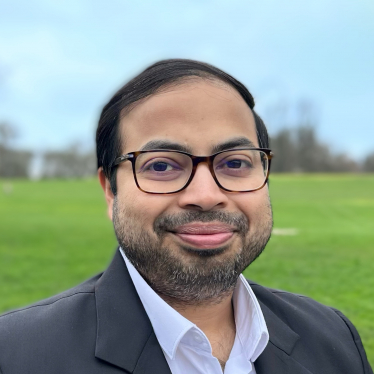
[103,79,273,304]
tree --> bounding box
[267,98,361,173]
[0,122,18,146]
[270,125,360,173]
[363,152,374,172]
[269,129,297,172]
[0,122,32,178]
[41,143,96,178]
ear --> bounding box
[98,167,114,221]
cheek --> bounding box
[235,189,271,221]
[118,187,174,229]
[116,167,177,223]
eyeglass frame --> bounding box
[113,147,274,194]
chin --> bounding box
[178,244,229,257]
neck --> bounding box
[161,291,237,365]
[170,292,235,331]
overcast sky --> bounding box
[1,0,373,159]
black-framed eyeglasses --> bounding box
[113,148,273,194]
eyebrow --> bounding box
[139,136,257,155]
[140,140,193,153]
[211,137,257,154]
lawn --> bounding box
[0,175,373,366]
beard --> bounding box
[113,197,273,306]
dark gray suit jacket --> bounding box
[0,249,372,374]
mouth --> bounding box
[170,222,236,249]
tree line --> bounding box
[270,126,374,172]
[0,122,373,179]
[0,122,96,179]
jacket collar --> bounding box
[259,301,300,356]
[94,249,309,374]
[252,286,314,374]
[94,249,171,373]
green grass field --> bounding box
[1,175,373,366]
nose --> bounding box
[177,163,229,211]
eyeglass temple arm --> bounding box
[114,153,134,166]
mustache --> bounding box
[153,210,249,236]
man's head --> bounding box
[97,59,273,306]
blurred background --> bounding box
[1,0,374,174]
[0,0,373,365]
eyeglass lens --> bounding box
[134,150,269,193]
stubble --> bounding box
[113,197,273,306]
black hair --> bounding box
[96,59,269,194]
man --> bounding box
[0,59,372,374]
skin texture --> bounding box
[99,79,273,365]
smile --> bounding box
[171,223,235,249]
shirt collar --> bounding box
[120,248,269,362]
[233,274,269,361]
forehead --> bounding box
[119,79,258,154]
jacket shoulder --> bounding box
[0,273,101,320]
[0,273,103,372]
[248,279,356,334]
[248,280,373,374]
[248,279,341,315]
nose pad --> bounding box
[187,162,217,188]
[177,163,228,210]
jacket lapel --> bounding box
[255,342,314,374]
[254,299,314,374]
[94,252,314,374]
[94,249,171,374]
[133,333,173,374]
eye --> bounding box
[226,160,245,169]
[215,155,254,178]
[217,158,253,170]
[150,162,172,172]
[142,159,181,173]
[138,157,187,182]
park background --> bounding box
[1,0,373,367]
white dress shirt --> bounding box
[120,248,269,374]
